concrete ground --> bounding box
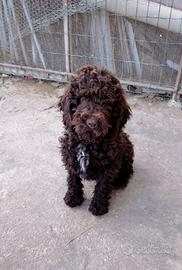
[0,77,182,270]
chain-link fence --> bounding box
[0,0,182,98]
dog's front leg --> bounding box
[64,173,84,207]
[89,173,114,216]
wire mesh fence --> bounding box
[0,0,182,96]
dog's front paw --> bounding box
[89,201,109,216]
[64,191,84,208]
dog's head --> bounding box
[58,65,131,141]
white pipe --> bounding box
[92,0,182,34]
[166,60,179,71]
[124,20,142,79]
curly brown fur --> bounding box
[58,65,134,216]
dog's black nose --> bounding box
[86,117,97,129]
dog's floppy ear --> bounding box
[58,86,69,112]
[58,95,64,111]
[120,94,132,127]
[57,86,72,128]
[116,85,131,128]
[106,72,131,129]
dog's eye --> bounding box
[70,103,77,114]
[107,105,113,111]
[81,97,87,102]
[95,97,101,104]
[69,96,80,114]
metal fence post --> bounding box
[7,0,28,65]
[20,0,46,69]
[63,0,70,73]
[2,0,19,61]
[172,54,182,101]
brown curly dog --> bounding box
[58,65,134,215]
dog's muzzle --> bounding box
[73,110,112,140]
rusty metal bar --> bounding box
[0,63,68,82]
[0,63,174,94]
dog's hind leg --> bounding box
[112,161,133,190]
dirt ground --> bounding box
[0,77,182,270]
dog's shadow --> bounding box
[80,162,152,216]
[81,175,134,210]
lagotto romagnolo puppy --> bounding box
[58,65,134,216]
